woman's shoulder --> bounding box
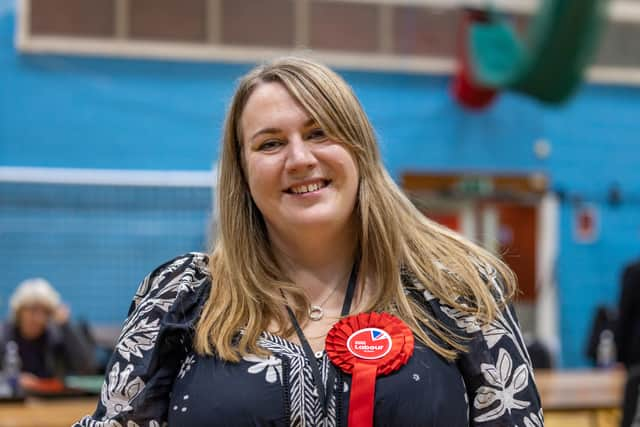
[110,253,211,363]
[134,252,210,294]
[127,252,212,319]
[401,255,518,346]
[403,256,508,303]
[73,253,211,426]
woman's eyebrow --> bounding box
[250,118,318,142]
[303,118,318,128]
[250,127,281,142]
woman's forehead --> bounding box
[240,83,312,136]
[20,302,52,311]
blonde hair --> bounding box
[195,56,516,362]
[10,278,60,322]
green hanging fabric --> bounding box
[469,12,525,88]
[468,0,606,104]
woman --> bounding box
[76,57,542,426]
[1,278,96,385]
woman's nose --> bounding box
[285,136,317,173]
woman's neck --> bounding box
[268,225,358,302]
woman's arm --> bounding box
[414,260,543,426]
[73,253,210,427]
[458,302,543,426]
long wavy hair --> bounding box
[194,57,516,362]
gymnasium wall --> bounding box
[2,9,639,367]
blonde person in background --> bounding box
[76,57,542,426]
[0,278,96,388]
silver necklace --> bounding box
[308,280,344,321]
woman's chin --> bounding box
[283,210,351,230]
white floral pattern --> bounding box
[423,288,437,302]
[74,253,208,427]
[440,305,510,350]
[101,362,146,418]
[116,317,160,362]
[473,348,531,423]
[242,353,283,384]
[116,253,209,362]
[481,323,510,349]
[78,420,164,427]
[520,409,544,427]
[441,306,482,334]
[410,256,541,424]
[178,354,196,379]
[77,417,123,427]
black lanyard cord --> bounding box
[285,261,359,418]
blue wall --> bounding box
[0,183,212,323]
[2,7,639,367]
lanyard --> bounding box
[285,262,359,418]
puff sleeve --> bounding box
[73,252,211,427]
[414,261,544,426]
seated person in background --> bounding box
[0,278,96,387]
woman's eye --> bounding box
[258,140,281,151]
[307,128,327,141]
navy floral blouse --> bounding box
[74,252,543,427]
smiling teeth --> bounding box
[290,182,325,194]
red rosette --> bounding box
[325,312,414,427]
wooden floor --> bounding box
[0,397,97,427]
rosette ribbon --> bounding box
[326,312,414,427]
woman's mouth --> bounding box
[286,180,331,194]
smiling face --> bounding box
[240,82,359,242]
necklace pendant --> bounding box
[309,305,324,321]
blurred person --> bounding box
[616,258,640,369]
[76,57,541,426]
[0,278,96,387]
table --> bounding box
[535,368,626,427]
[0,397,97,427]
